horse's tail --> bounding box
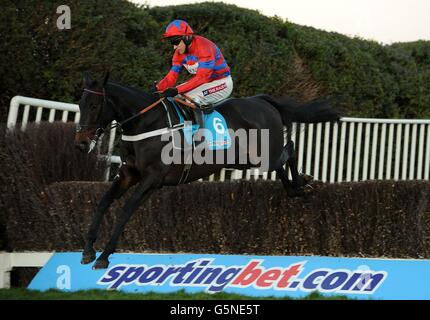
[256,94,341,124]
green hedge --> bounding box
[1,1,429,119]
[0,122,105,250]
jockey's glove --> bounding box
[149,81,158,95]
[162,87,178,98]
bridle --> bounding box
[78,87,167,152]
[75,88,110,153]
[76,88,107,132]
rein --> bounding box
[117,97,166,127]
[83,88,105,96]
[84,87,197,130]
[174,96,196,109]
[83,88,166,130]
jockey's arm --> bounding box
[157,63,182,92]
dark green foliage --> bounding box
[0,0,162,115]
[1,1,429,121]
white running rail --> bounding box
[7,96,430,182]
[7,96,120,181]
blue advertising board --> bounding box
[29,252,430,299]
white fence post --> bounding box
[0,252,12,289]
[0,252,54,289]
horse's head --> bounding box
[75,71,113,153]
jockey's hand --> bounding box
[149,81,158,96]
[161,87,178,98]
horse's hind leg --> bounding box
[81,165,139,265]
[275,140,307,197]
[287,143,314,191]
[285,141,307,189]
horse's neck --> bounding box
[106,83,146,117]
[106,84,167,134]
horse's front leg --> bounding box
[92,176,158,269]
[81,165,139,264]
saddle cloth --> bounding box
[167,97,232,150]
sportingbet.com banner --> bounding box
[29,252,430,299]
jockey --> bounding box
[153,19,233,130]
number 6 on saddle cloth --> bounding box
[165,97,232,150]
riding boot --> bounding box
[192,107,205,130]
[192,107,206,146]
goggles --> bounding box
[169,36,183,46]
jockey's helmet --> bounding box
[163,20,194,38]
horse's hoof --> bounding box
[92,258,109,270]
[81,250,96,265]
[81,254,96,265]
[298,174,313,187]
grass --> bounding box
[0,288,351,300]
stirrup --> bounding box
[199,104,214,114]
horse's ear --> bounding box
[102,71,110,87]
[83,72,95,86]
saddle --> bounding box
[169,97,195,123]
[170,95,232,127]
[168,97,206,130]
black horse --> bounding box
[75,72,340,269]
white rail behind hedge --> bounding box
[7,96,430,182]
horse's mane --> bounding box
[108,81,155,105]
